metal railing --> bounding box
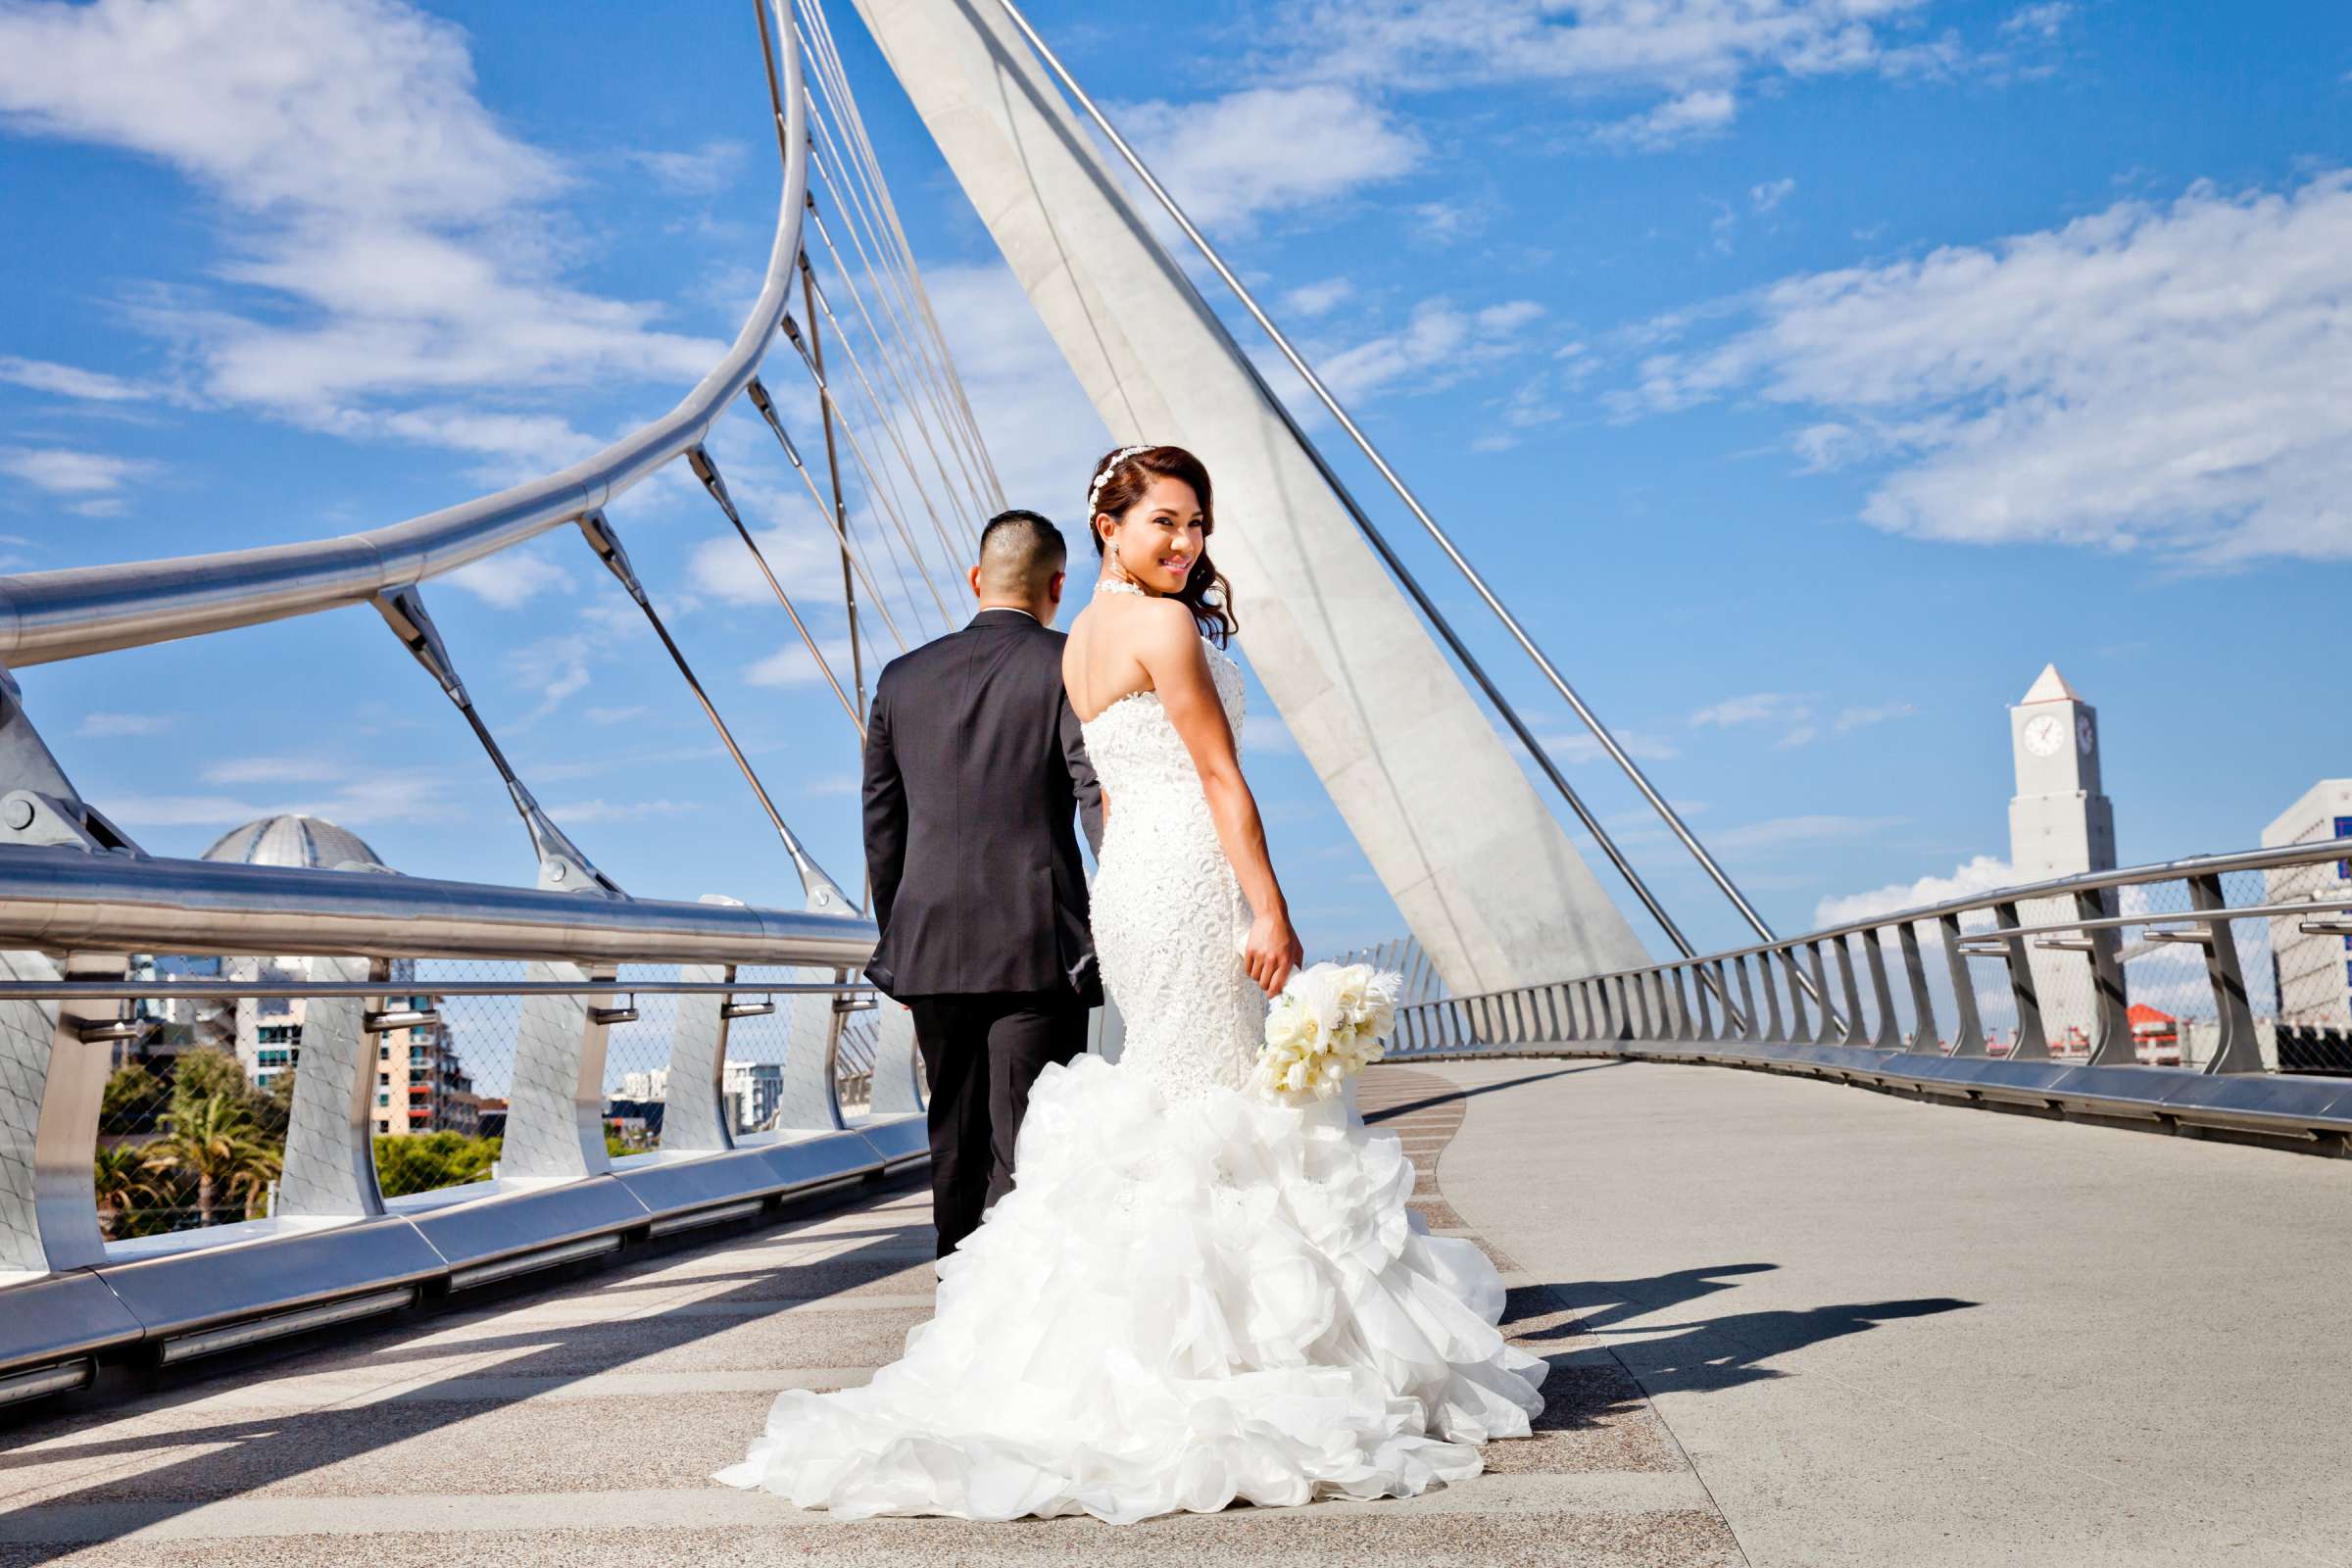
[1382,838,2352,1145]
[0,863,921,1403]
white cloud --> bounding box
[687,515,842,607]
[1119,85,1424,232]
[1999,2,2072,41]
[1814,853,2016,926]
[1274,0,1940,144]
[446,547,572,610]
[0,356,144,402]
[508,630,596,717]
[1630,172,2352,564]
[1542,727,1681,764]
[746,636,858,691]
[0,0,721,456]
[626,139,747,198]
[1310,296,1550,405]
[1835,701,1917,732]
[1282,278,1356,318]
[1690,691,1810,728]
[1751,176,1798,213]
[583,705,649,726]
[76,711,172,739]
[1598,87,1739,148]
[1242,711,1299,755]
[200,757,348,785]
[0,446,154,496]
[102,769,453,828]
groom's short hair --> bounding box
[976,510,1067,597]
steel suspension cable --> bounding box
[778,314,960,628]
[740,376,908,652]
[794,7,1006,507]
[685,447,865,733]
[801,108,999,528]
[805,177,997,530]
[802,257,980,570]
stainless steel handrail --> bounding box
[1568,838,2352,979]
[0,847,874,966]
[0,1,809,668]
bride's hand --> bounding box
[1245,908,1305,997]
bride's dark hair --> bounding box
[1086,444,1238,647]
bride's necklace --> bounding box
[1095,575,1147,598]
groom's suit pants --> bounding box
[907,990,1088,1257]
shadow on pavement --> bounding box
[1362,1063,1620,1125]
[1595,1296,1978,1396]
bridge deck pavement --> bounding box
[0,1064,1740,1567]
[1438,1056,2352,1568]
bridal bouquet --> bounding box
[1251,961,1403,1105]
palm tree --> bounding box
[144,1093,281,1227]
[92,1145,162,1239]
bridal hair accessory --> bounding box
[1087,444,1153,517]
[1251,962,1402,1106]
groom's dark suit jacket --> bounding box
[862,608,1103,1004]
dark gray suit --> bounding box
[861,607,1102,1255]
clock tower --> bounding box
[2007,663,2118,1051]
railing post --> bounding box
[1734,956,1759,1043]
[1833,935,1868,1045]
[2189,875,2264,1074]
[1628,972,1654,1041]
[1669,967,1696,1043]
[0,948,125,1273]
[276,955,390,1217]
[868,1000,924,1114]
[1898,920,1939,1052]
[501,960,621,1180]
[661,947,740,1153]
[1782,949,1811,1042]
[774,966,851,1131]
[1691,962,1715,1042]
[1938,913,1986,1056]
[1758,952,1787,1042]
[1994,900,2049,1060]
[1807,942,1839,1045]
[2080,888,2135,1067]
[1861,929,1901,1051]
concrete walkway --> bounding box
[0,1065,1741,1567]
[1437,1057,2352,1568]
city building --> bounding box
[2006,664,2119,1054]
[2263,779,2352,1033]
[196,813,478,1135]
[612,1060,782,1135]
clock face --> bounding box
[2023,713,2064,757]
[2076,713,2094,756]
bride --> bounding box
[716,443,1546,1524]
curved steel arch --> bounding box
[0,0,810,669]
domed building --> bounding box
[191,814,478,1139]
[200,813,390,873]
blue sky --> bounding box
[1,0,2345,969]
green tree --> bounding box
[91,1144,163,1239]
[372,1131,501,1199]
[100,1062,166,1134]
[169,1047,253,1115]
[144,1092,280,1226]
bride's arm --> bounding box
[1133,601,1304,996]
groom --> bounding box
[861,510,1103,1258]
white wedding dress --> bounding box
[716,586,1547,1524]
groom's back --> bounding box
[861,612,1098,1002]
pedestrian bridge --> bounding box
[6,1053,2345,1568]
[4,1,2349,1561]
